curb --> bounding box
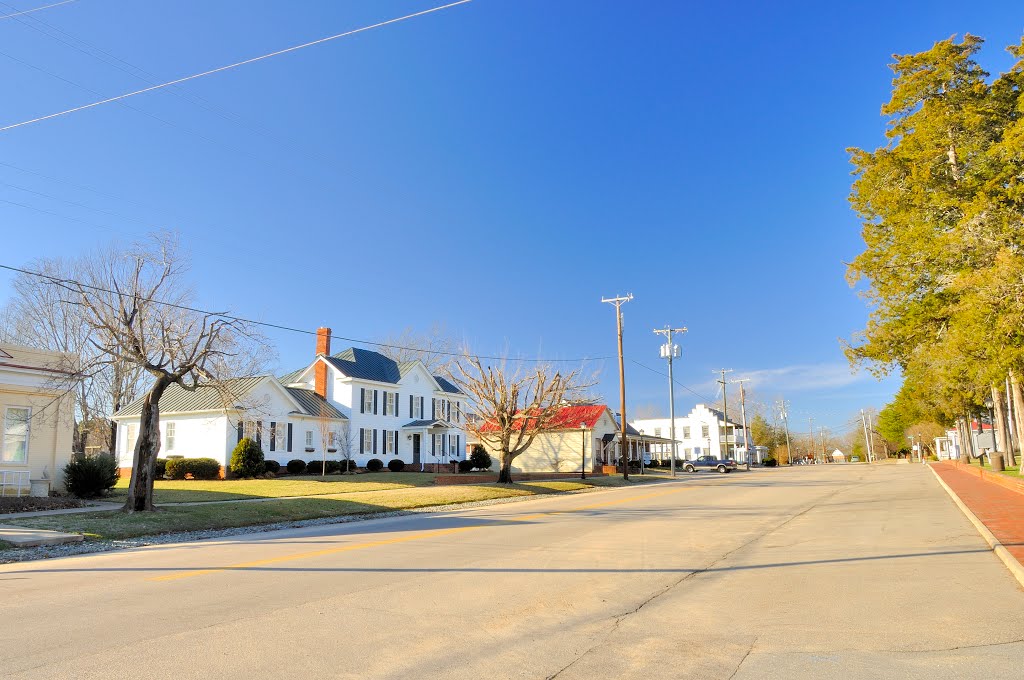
[928,464,1024,589]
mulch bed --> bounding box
[0,497,88,513]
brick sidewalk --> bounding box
[932,462,1024,565]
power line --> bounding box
[629,359,713,403]
[0,0,474,132]
[0,262,611,363]
[0,0,75,20]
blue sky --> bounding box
[1,0,1022,437]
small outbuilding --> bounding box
[831,449,847,463]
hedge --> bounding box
[286,459,306,474]
[387,459,405,472]
[264,460,281,474]
[165,457,222,480]
[365,458,383,472]
[64,453,119,498]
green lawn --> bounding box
[2,476,663,543]
[975,459,1022,478]
[104,471,454,504]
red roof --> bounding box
[478,404,610,433]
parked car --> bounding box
[682,455,738,474]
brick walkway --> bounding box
[932,462,1024,565]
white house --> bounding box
[112,328,468,474]
[0,343,76,495]
[631,404,747,462]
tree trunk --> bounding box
[1012,373,1024,472]
[497,451,514,484]
[992,384,1009,457]
[1004,378,1017,467]
[125,378,169,513]
[109,407,119,454]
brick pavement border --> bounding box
[928,464,1024,589]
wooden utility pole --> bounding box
[602,294,633,479]
[654,325,687,477]
[731,378,750,465]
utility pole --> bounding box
[808,416,814,464]
[819,426,826,461]
[602,294,633,480]
[731,378,751,466]
[866,410,876,461]
[779,398,792,465]
[654,325,687,478]
[714,368,733,459]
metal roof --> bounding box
[434,375,463,394]
[114,376,266,418]
[280,347,463,394]
[402,419,452,428]
[284,388,348,420]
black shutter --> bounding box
[287,423,293,452]
[256,421,262,449]
[432,433,436,455]
[431,399,436,420]
[393,392,398,417]
[360,388,366,414]
[373,429,378,455]
[447,401,451,421]
[409,394,413,418]
[374,390,378,415]
[237,421,243,443]
[395,430,400,456]
[270,422,276,451]
[457,434,461,457]
[420,397,425,419]
[360,428,365,453]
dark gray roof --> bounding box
[278,367,305,385]
[115,376,266,418]
[434,375,463,394]
[284,388,347,420]
[402,419,451,428]
[325,347,402,384]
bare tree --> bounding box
[316,402,340,478]
[453,354,592,484]
[57,234,268,512]
[376,323,458,376]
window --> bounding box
[414,398,423,419]
[243,421,256,440]
[456,402,462,423]
[276,424,287,450]
[363,389,374,414]
[449,438,457,457]
[363,429,373,454]
[386,430,395,455]
[305,430,313,448]
[2,407,30,463]
[682,426,690,439]
[654,427,662,437]
[701,424,709,439]
[433,433,442,456]
[126,424,138,454]
[328,431,337,448]
[386,392,395,416]
[165,422,175,451]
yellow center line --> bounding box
[149,484,691,582]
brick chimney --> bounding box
[314,327,331,399]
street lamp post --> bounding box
[580,422,587,480]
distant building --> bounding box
[631,404,749,462]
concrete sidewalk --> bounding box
[931,462,1024,579]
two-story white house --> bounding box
[631,404,747,462]
[112,328,468,474]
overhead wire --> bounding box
[0,0,475,132]
[0,0,75,21]
[0,262,613,363]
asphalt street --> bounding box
[1,465,1022,679]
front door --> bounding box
[412,434,421,464]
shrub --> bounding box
[264,460,281,474]
[229,437,265,478]
[155,458,169,478]
[647,459,659,468]
[762,458,778,467]
[388,459,405,472]
[469,445,492,471]
[165,457,222,480]
[63,453,119,498]
[365,458,384,472]
[457,459,474,473]
[286,459,306,474]
[326,460,342,474]
[306,460,324,475]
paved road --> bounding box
[2,465,1022,679]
